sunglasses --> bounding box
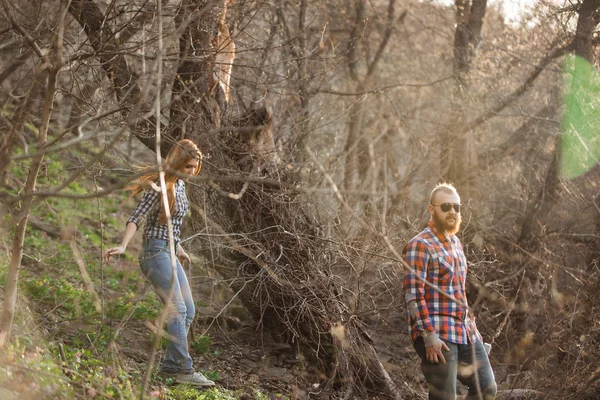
[431,203,461,213]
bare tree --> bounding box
[0,0,66,337]
[519,0,600,249]
[342,0,404,194]
[4,0,600,398]
[442,0,487,198]
[62,0,403,396]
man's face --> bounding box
[429,191,462,235]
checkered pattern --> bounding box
[403,220,481,345]
[127,179,189,243]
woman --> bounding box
[104,139,214,387]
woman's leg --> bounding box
[175,259,195,334]
[139,239,193,374]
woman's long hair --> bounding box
[127,139,202,224]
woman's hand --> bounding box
[177,248,191,265]
[104,246,126,261]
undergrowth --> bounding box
[0,146,269,399]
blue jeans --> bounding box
[414,337,497,400]
[139,238,195,374]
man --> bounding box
[403,183,497,400]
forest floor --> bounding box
[0,150,565,399]
[0,173,426,399]
[115,316,421,399]
[108,237,426,399]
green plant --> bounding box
[191,335,213,354]
[0,339,77,399]
[202,369,220,382]
[23,275,98,319]
[196,299,208,307]
[107,291,160,320]
[254,391,289,400]
[48,343,137,398]
[164,386,239,400]
[148,332,169,350]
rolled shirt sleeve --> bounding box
[403,239,435,338]
[126,188,159,228]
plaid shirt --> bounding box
[127,179,189,243]
[403,220,481,345]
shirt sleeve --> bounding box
[126,188,159,228]
[403,239,435,335]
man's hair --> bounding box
[429,182,459,205]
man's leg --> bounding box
[457,341,497,400]
[414,337,459,400]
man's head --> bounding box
[429,183,462,235]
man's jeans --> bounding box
[414,337,497,400]
[139,238,195,374]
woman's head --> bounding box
[165,139,203,179]
[127,139,203,224]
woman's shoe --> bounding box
[175,371,215,387]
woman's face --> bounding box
[181,158,199,181]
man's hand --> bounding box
[425,337,450,364]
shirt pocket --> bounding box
[433,254,455,282]
[173,197,189,220]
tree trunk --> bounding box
[342,0,367,192]
[575,0,600,63]
[518,148,561,249]
[512,0,600,363]
[342,0,398,193]
[68,1,401,396]
[186,108,401,397]
[519,0,599,250]
[443,0,486,199]
[575,0,600,265]
[453,0,487,81]
[0,0,63,334]
[169,0,222,141]
[65,0,169,154]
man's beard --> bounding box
[433,212,461,235]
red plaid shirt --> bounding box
[403,220,481,344]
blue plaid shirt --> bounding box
[403,220,481,345]
[127,179,189,243]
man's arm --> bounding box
[403,239,435,340]
[403,239,449,363]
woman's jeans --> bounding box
[414,337,497,400]
[139,238,195,374]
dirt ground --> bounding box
[116,308,426,399]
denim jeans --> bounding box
[414,337,497,400]
[139,238,195,374]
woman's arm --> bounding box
[176,242,191,265]
[104,187,159,261]
[104,221,138,261]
